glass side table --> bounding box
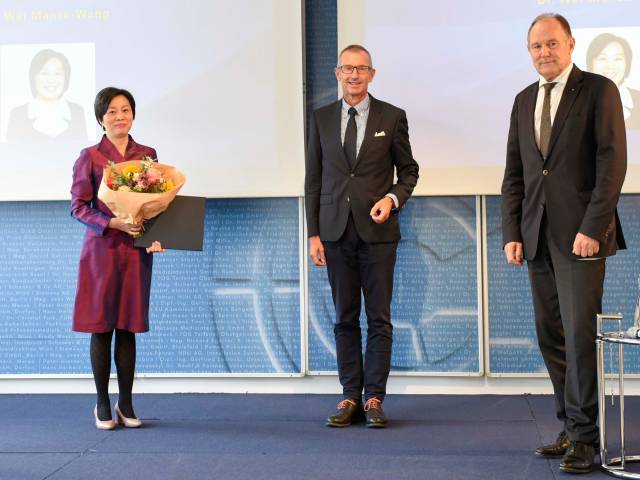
[597,313,640,479]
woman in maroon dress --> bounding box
[71,87,163,430]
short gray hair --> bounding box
[528,13,572,43]
[338,44,372,66]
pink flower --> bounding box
[147,167,162,184]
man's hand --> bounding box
[504,241,524,266]
[572,232,600,258]
[370,196,394,224]
[309,235,326,266]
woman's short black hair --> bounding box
[29,49,71,98]
[94,87,136,128]
[587,33,632,80]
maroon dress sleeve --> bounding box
[70,148,111,236]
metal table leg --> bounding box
[597,313,640,479]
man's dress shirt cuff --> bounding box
[385,193,399,209]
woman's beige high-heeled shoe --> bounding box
[114,401,143,428]
[94,405,116,430]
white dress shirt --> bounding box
[534,63,574,150]
[340,94,370,157]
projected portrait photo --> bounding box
[0,44,95,145]
[586,33,640,130]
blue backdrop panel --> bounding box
[141,198,301,374]
[308,196,480,373]
[486,195,640,374]
[0,202,86,374]
[0,198,301,375]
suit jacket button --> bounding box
[350,173,355,177]
[347,196,350,202]
[542,169,549,176]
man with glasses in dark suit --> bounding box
[305,44,419,428]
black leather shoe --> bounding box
[326,399,362,427]
[559,441,595,474]
[535,430,570,458]
[364,398,387,428]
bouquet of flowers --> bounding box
[105,157,175,193]
[97,157,185,225]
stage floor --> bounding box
[0,393,634,479]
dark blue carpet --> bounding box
[0,394,635,479]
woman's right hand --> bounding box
[108,218,143,236]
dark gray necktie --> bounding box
[540,82,557,159]
[344,107,357,169]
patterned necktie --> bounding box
[344,107,357,169]
[540,82,557,159]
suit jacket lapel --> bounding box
[522,84,539,160]
[546,64,583,161]
[353,96,382,171]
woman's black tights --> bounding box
[90,329,137,421]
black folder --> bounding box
[134,196,206,251]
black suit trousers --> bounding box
[323,214,398,402]
[527,217,605,444]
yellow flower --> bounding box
[122,164,141,178]
[164,179,174,191]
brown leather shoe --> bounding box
[559,441,595,474]
[535,430,569,458]
[326,399,363,427]
[364,398,387,428]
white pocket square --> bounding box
[374,131,386,137]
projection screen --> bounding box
[0,0,304,200]
[338,0,640,195]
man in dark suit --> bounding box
[305,45,419,428]
[501,13,626,474]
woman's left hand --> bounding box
[146,241,165,254]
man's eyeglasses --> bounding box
[337,65,372,74]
